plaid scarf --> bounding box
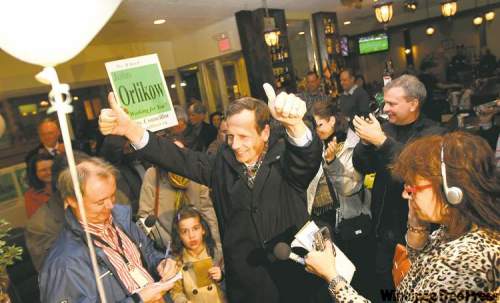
[242,143,268,189]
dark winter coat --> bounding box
[136,129,326,303]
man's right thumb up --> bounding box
[98,92,121,135]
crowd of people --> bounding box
[20,72,499,303]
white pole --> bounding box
[38,67,108,303]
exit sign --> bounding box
[218,37,231,53]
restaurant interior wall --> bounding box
[340,0,499,37]
[0,41,176,99]
[356,10,499,84]
[171,16,242,68]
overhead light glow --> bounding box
[485,11,495,21]
[425,26,436,35]
[473,15,484,26]
[441,0,457,18]
[374,0,394,24]
[154,19,166,25]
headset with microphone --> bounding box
[440,143,463,205]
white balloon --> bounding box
[0,0,122,67]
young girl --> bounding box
[170,207,225,303]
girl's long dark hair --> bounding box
[171,206,216,258]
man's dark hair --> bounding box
[225,97,270,133]
[340,68,355,79]
[37,117,59,131]
[306,71,319,79]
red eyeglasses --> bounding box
[404,184,433,195]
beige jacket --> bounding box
[171,247,226,303]
[138,167,222,251]
[307,129,371,219]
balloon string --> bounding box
[44,67,108,303]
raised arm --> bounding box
[99,92,214,186]
[263,84,322,190]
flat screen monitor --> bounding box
[358,33,389,55]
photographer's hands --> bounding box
[353,113,387,147]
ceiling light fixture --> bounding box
[262,0,280,47]
[153,19,166,25]
[485,11,495,21]
[404,0,418,12]
[473,15,484,26]
[440,0,457,18]
[425,26,436,35]
[373,0,394,25]
[424,0,436,36]
[472,0,483,26]
[343,20,352,25]
[298,31,305,35]
[484,1,495,21]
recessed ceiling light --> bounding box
[154,19,166,25]
[298,31,305,35]
[344,20,352,25]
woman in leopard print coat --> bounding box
[304,132,499,302]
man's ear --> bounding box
[329,116,336,126]
[66,196,78,210]
[409,99,419,112]
[261,124,271,142]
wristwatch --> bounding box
[328,274,347,295]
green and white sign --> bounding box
[105,54,177,132]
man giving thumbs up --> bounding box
[99,85,325,303]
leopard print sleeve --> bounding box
[329,283,371,303]
[397,228,500,302]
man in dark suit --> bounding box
[25,118,64,167]
[338,69,371,118]
[352,75,446,300]
[99,88,329,303]
[183,101,217,152]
